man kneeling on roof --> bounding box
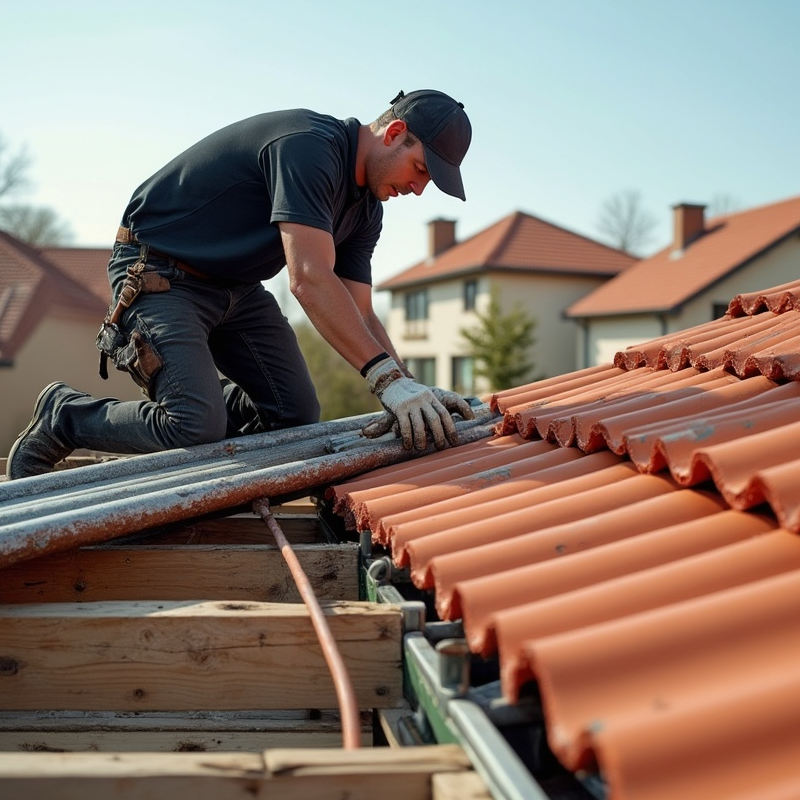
[7,89,475,480]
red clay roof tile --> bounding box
[528,567,800,774]
[330,274,800,798]
[567,194,800,317]
[377,211,636,290]
[0,233,108,361]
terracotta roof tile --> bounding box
[0,233,107,361]
[377,210,636,290]
[567,194,800,317]
[40,245,112,305]
[529,568,800,772]
[329,274,800,799]
[458,510,777,657]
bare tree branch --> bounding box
[708,193,742,217]
[0,135,33,199]
[0,204,74,246]
[596,190,658,255]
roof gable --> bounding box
[378,210,637,290]
[568,194,800,317]
[0,232,109,362]
[40,245,113,306]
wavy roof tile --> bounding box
[329,276,800,799]
[377,210,636,290]
[568,194,800,317]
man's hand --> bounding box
[361,358,474,450]
[429,387,476,422]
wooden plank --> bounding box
[139,513,322,545]
[0,600,402,711]
[264,743,470,772]
[0,745,471,799]
[0,751,267,800]
[376,706,421,747]
[433,771,494,799]
[262,745,471,800]
[0,543,358,603]
[0,709,371,752]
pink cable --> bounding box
[254,498,361,749]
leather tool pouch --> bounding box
[96,254,170,399]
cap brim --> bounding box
[423,145,466,201]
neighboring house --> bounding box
[567,195,800,367]
[378,213,636,394]
[0,232,140,454]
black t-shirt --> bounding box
[122,110,383,285]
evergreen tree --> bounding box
[459,289,537,391]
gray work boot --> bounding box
[7,382,76,479]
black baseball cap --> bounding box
[391,89,472,201]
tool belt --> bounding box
[115,226,218,283]
[95,240,170,395]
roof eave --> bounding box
[378,263,624,292]
[568,224,800,320]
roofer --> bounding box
[7,89,475,480]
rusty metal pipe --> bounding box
[0,412,497,524]
[0,421,498,567]
[254,498,361,749]
[0,413,386,502]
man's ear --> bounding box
[382,119,407,145]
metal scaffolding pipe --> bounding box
[0,420,498,567]
[0,426,371,525]
[0,411,496,525]
[0,413,385,502]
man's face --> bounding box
[366,131,431,202]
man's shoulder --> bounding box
[232,109,349,142]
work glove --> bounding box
[361,357,475,450]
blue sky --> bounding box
[2,0,798,299]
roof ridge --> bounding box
[514,209,634,258]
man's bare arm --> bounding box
[279,222,387,371]
[340,277,412,377]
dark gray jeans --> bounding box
[55,242,320,455]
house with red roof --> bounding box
[0,232,140,453]
[567,195,800,368]
[378,213,636,393]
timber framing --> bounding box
[0,744,473,799]
[0,599,403,711]
[0,498,491,797]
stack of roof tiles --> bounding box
[329,278,800,800]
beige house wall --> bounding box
[0,308,142,455]
[383,271,611,393]
[677,236,800,328]
[579,236,800,368]
[582,316,665,368]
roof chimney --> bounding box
[428,218,457,258]
[672,203,706,252]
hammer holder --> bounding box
[96,246,170,382]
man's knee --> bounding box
[159,405,228,449]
